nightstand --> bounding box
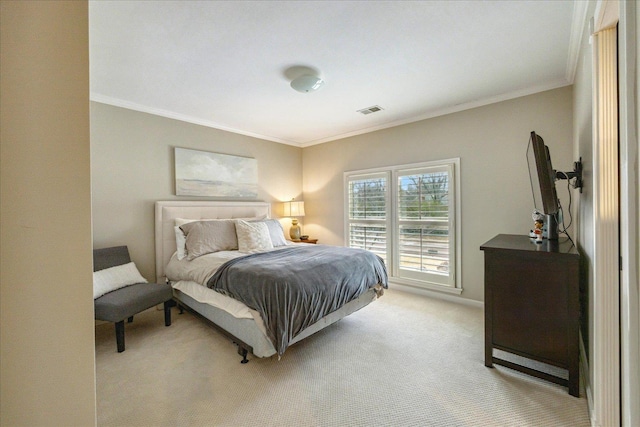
[294,238,318,244]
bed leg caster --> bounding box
[238,347,249,364]
[178,304,184,315]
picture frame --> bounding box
[174,147,258,198]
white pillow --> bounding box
[175,226,188,260]
[93,262,148,299]
[174,218,198,260]
[236,220,274,253]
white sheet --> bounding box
[165,245,295,322]
[171,280,255,319]
[166,250,247,285]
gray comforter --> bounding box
[206,245,388,356]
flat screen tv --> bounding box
[527,131,559,215]
[527,131,560,239]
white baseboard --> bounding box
[389,281,483,308]
[579,330,594,425]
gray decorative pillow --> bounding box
[180,220,238,260]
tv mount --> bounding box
[555,157,583,193]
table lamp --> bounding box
[283,200,305,240]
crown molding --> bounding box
[565,0,589,83]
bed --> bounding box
[155,201,388,362]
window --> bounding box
[345,159,460,291]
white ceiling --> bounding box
[89,1,584,147]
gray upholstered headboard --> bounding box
[154,201,271,282]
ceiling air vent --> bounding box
[357,105,384,115]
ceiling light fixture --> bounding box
[290,74,324,93]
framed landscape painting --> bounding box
[175,147,258,198]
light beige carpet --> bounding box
[95,289,590,426]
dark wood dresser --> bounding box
[480,234,580,397]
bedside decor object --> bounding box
[283,199,305,240]
[175,147,258,198]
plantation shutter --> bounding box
[395,164,455,286]
[346,172,389,263]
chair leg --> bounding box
[115,320,125,353]
[164,300,172,326]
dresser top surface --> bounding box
[480,234,579,256]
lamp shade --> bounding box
[283,201,305,217]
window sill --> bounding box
[389,277,462,295]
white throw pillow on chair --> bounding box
[93,262,148,299]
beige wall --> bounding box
[0,1,97,426]
[302,87,575,302]
[91,102,302,281]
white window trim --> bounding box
[344,158,462,292]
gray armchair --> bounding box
[93,246,173,352]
